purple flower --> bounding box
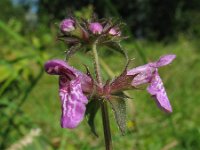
[44,60,92,128]
[44,55,175,128]
[108,28,121,36]
[89,22,103,34]
[60,19,75,32]
[127,54,176,112]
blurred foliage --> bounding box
[0,17,51,149]
[37,0,200,40]
[0,0,26,22]
[0,0,200,150]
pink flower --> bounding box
[127,54,176,112]
[60,19,75,32]
[108,28,121,36]
[89,22,103,34]
[44,60,92,128]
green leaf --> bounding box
[65,43,81,60]
[57,35,80,44]
[85,99,101,137]
[105,41,128,60]
[109,97,127,135]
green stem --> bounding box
[92,41,113,150]
[101,101,113,150]
[92,40,102,85]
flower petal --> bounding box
[127,54,176,87]
[44,59,93,93]
[59,77,88,128]
[153,54,176,68]
[127,64,155,86]
[44,59,76,78]
[147,70,172,112]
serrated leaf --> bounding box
[109,97,126,135]
[85,99,101,137]
[105,42,128,60]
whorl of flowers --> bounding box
[45,15,176,137]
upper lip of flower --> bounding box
[44,59,93,92]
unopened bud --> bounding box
[89,22,103,34]
[60,19,75,32]
[109,28,121,36]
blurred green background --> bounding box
[1,0,200,150]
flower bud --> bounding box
[89,22,103,34]
[109,28,121,36]
[60,18,75,32]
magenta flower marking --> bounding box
[127,54,176,112]
[89,22,103,34]
[59,77,88,128]
[60,18,75,32]
[44,60,92,128]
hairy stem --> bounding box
[92,40,102,85]
[92,40,113,150]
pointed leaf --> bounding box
[109,97,126,135]
[65,43,81,60]
[102,22,113,33]
[104,41,128,60]
[85,99,101,137]
[109,62,138,93]
[112,92,133,100]
[57,35,80,44]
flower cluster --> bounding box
[59,18,121,36]
[58,17,126,60]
